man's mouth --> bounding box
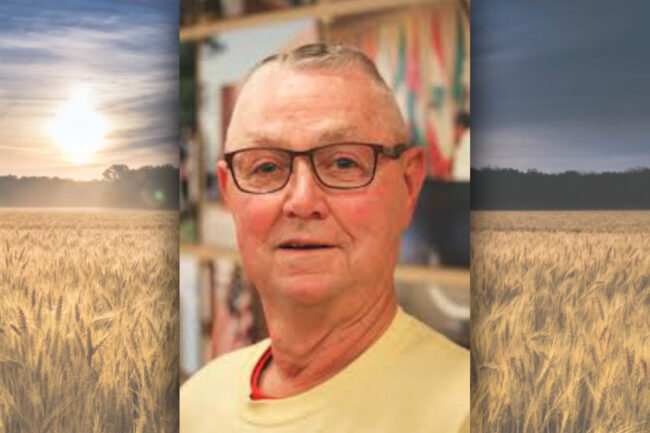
[278,242,335,251]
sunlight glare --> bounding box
[50,86,109,163]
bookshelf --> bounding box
[180,0,451,42]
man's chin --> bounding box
[270,274,343,307]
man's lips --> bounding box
[276,240,337,250]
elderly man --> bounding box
[181,44,469,433]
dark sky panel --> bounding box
[471,0,650,172]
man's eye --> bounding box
[334,158,359,169]
[253,162,278,174]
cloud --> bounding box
[472,125,650,173]
[471,0,650,173]
[0,0,177,179]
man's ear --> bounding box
[401,146,426,228]
[217,160,231,209]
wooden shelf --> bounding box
[180,243,240,262]
[180,0,448,42]
[394,263,468,288]
[180,243,469,288]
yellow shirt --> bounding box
[181,308,469,433]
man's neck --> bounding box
[259,288,397,398]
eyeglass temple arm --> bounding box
[381,143,412,159]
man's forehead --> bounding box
[246,62,359,88]
[239,125,361,147]
[226,64,405,151]
[239,64,385,110]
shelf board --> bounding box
[394,264,468,288]
[180,243,469,288]
[181,243,240,262]
[180,0,448,42]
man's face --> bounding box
[218,65,424,311]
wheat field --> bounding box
[0,209,179,433]
[471,211,650,433]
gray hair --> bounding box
[246,43,392,93]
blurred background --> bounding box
[179,0,470,381]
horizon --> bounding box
[0,163,179,209]
[0,162,179,182]
[471,165,650,175]
[0,163,646,182]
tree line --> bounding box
[0,164,179,210]
[471,167,650,210]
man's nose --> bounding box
[282,157,329,220]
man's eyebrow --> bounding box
[316,126,359,143]
[238,131,280,146]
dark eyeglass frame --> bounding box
[223,142,412,194]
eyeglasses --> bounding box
[224,142,412,194]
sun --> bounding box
[50,86,109,163]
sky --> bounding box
[0,0,178,180]
[471,0,650,173]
